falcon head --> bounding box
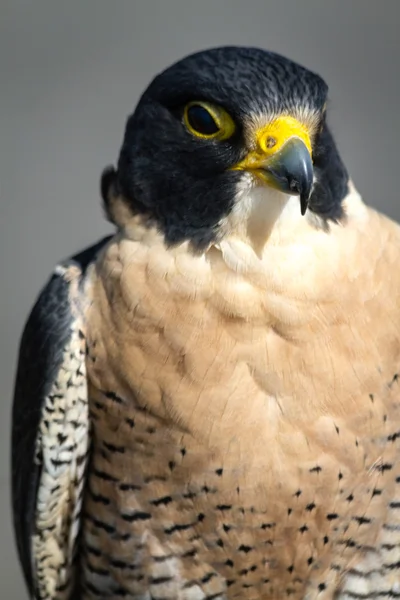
[102,46,349,248]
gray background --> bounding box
[1,0,399,596]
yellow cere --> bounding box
[233,116,312,171]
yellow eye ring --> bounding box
[183,101,236,141]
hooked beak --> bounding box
[231,116,314,215]
[260,138,314,216]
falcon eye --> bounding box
[187,105,219,135]
[183,101,236,141]
[185,104,219,137]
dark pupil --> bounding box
[187,105,219,135]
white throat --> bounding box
[220,176,323,256]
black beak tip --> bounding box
[300,195,308,216]
[288,178,311,216]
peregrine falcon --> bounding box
[11,46,400,599]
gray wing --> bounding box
[11,236,112,599]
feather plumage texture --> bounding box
[75,185,400,598]
[12,238,111,599]
[12,45,400,600]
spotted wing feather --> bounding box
[11,236,112,600]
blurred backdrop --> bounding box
[1,0,399,596]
